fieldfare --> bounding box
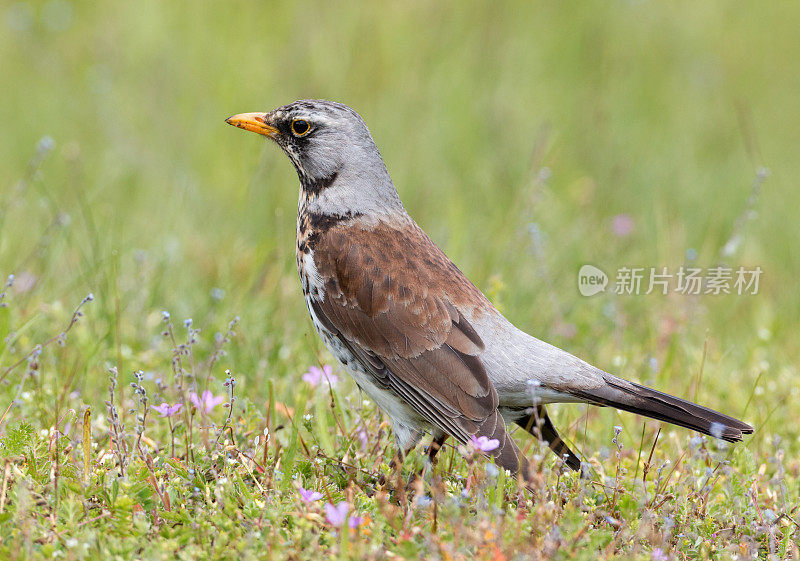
[226,100,753,480]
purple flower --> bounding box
[298,486,323,504]
[611,214,635,237]
[348,515,363,529]
[651,548,669,561]
[302,365,338,388]
[152,402,182,417]
[356,424,369,451]
[189,390,226,413]
[325,501,349,527]
[470,435,500,453]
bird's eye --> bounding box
[291,119,311,137]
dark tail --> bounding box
[476,409,528,474]
[515,405,582,471]
[573,376,753,442]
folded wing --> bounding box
[311,219,525,473]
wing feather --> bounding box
[310,218,523,473]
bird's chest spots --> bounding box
[296,200,323,298]
[296,197,312,256]
[297,249,324,300]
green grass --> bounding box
[1,1,799,559]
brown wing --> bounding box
[311,218,523,473]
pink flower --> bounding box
[302,365,338,388]
[189,390,226,413]
[470,434,500,452]
[325,501,349,527]
[355,424,369,451]
[348,515,363,529]
[298,486,323,504]
[651,548,669,561]
[152,402,182,417]
[611,214,635,237]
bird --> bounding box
[225,100,753,482]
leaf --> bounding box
[0,421,35,457]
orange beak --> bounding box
[225,112,278,137]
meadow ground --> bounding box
[1,2,799,559]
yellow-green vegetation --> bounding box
[1,2,798,559]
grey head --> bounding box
[226,100,405,217]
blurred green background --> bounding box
[1,1,798,453]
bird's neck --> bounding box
[296,177,408,260]
[297,162,405,218]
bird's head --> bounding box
[227,100,403,214]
